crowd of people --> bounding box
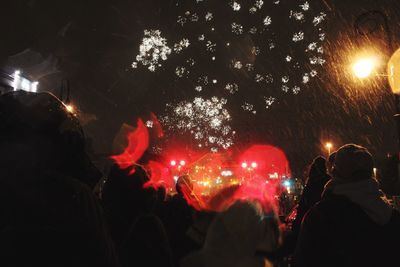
[1,90,400,267]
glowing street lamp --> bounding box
[352,57,378,79]
[65,104,75,114]
[325,142,333,155]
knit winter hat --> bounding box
[332,144,374,182]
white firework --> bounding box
[132,30,171,72]
[173,39,190,53]
[231,22,244,34]
[163,97,235,150]
[231,1,241,11]
[263,16,272,26]
[225,83,239,94]
[292,31,305,42]
[131,0,328,118]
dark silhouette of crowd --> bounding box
[1,90,400,267]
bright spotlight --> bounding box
[241,162,247,169]
[180,160,186,166]
[352,57,376,78]
[170,160,176,166]
[251,162,257,168]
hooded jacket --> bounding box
[293,178,400,267]
[181,201,277,267]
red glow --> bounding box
[144,160,175,190]
[111,119,149,173]
[238,144,291,177]
[150,112,164,138]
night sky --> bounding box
[2,0,400,176]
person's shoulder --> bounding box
[303,194,350,223]
[390,209,400,224]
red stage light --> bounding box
[251,162,258,168]
[180,160,186,166]
[170,160,177,166]
[241,162,248,168]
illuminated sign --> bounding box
[12,70,38,92]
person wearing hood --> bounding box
[293,144,400,267]
[0,91,117,266]
[181,200,281,267]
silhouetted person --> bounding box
[292,156,331,234]
[294,144,400,267]
[102,164,157,247]
[380,154,400,196]
[0,91,117,267]
[119,214,173,267]
[181,200,281,267]
[327,152,336,175]
[279,157,331,258]
[164,175,198,266]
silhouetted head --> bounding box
[103,164,156,215]
[332,144,374,182]
[0,90,100,187]
[327,151,337,174]
[176,175,193,196]
[307,156,328,184]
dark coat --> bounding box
[293,194,400,267]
